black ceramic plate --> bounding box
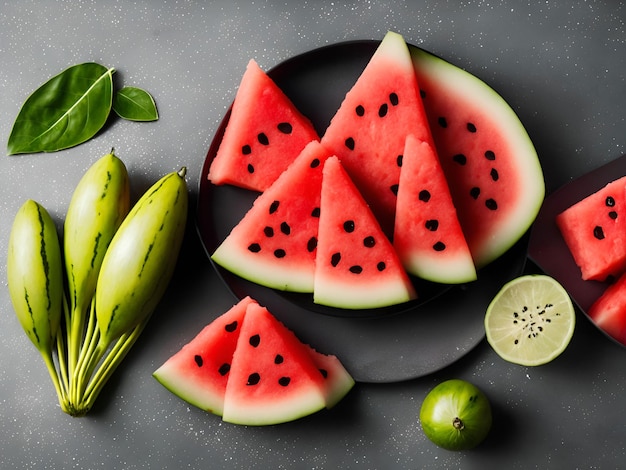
[529,154,626,348]
[196,40,529,382]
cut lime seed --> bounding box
[485,274,575,366]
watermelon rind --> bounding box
[410,46,545,268]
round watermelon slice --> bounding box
[410,46,544,268]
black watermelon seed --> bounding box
[225,321,238,333]
[247,372,261,386]
[390,184,399,196]
[269,200,280,214]
[345,137,355,150]
[242,144,252,155]
[277,122,292,134]
[274,354,284,364]
[194,355,203,367]
[218,363,230,376]
[310,158,321,168]
[606,196,616,207]
[594,226,605,240]
[350,265,363,274]
[470,187,481,199]
[485,198,498,210]
[264,226,274,237]
[389,92,399,106]
[425,219,439,231]
[343,220,355,233]
[247,163,254,174]
[490,168,499,181]
[331,252,341,267]
[280,221,291,235]
[311,207,320,217]
[438,116,448,128]
[307,237,318,252]
[485,150,496,160]
[433,241,446,252]
[453,154,467,165]
[257,132,269,145]
[274,248,286,258]
[609,211,618,220]
[319,369,328,378]
[248,243,261,253]
[249,334,261,347]
[355,105,365,116]
[378,103,388,117]
[377,261,386,271]
[363,236,376,247]
[467,122,477,133]
[396,154,403,167]
[419,189,431,202]
[278,377,291,387]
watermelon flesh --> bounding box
[153,296,254,415]
[393,134,476,284]
[208,59,319,192]
[211,141,333,292]
[411,46,544,268]
[556,177,626,282]
[588,271,626,345]
[223,302,328,425]
[321,31,436,236]
[314,156,417,309]
[153,297,354,425]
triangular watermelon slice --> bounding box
[152,296,255,416]
[222,302,328,425]
[393,134,477,284]
[208,59,320,192]
[320,31,436,236]
[314,156,417,309]
[211,141,334,292]
[153,297,355,425]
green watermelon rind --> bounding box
[410,45,545,268]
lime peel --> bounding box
[485,274,575,366]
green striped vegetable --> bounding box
[7,199,66,410]
[63,151,129,379]
[71,166,188,415]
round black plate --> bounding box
[529,153,626,348]
[196,41,529,382]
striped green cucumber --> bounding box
[94,167,188,347]
[7,199,64,355]
[64,151,130,323]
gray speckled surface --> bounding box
[1,1,624,468]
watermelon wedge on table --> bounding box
[556,176,626,282]
[314,156,417,309]
[393,134,476,284]
[321,31,435,236]
[153,296,254,415]
[208,59,319,192]
[588,272,626,346]
[411,45,544,268]
[211,141,334,292]
[153,297,354,425]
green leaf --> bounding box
[112,86,159,122]
[7,63,115,155]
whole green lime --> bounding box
[419,379,492,451]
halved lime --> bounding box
[485,274,575,366]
